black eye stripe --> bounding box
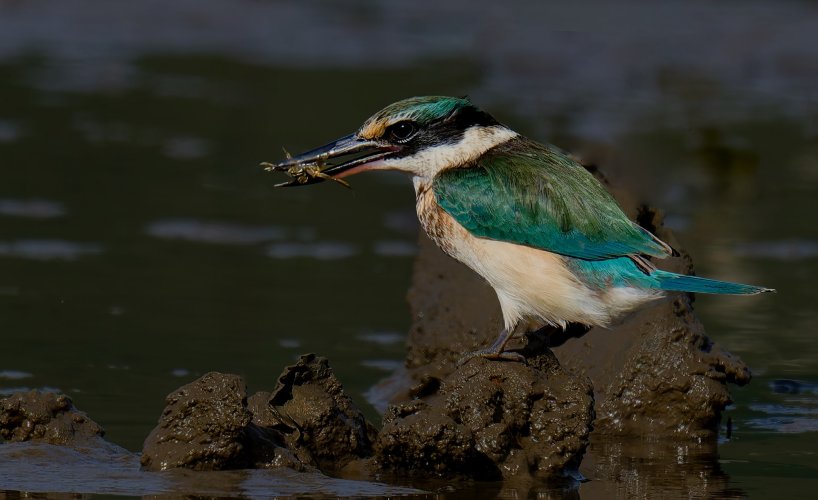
[380,107,500,159]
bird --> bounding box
[265,96,774,361]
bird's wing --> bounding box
[432,138,673,260]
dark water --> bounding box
[1,1,817,497]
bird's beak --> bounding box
[263,134,400,187]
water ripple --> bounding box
[361,359,403,372]
[162,136,209,160]
[0,240,103,261]
[146,218,286,245]
[357,332,405,345]
[745,382,818,433]
[265,242,357,260]
[733,240,818,260]
[0,386,61,396]
[373,240,417,257]
[0,119,22,142]
[0,198,66,218]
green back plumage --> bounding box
[433,137,672,261]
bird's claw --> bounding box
[457,349,526,366]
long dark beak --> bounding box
[262,134,399,187]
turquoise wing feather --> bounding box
[433,138,672,261]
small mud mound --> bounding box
[376,349,593,480]
[141,372,272,471]
[0,391,104,445]
[555,295,750,439]
[141,355,374,474]
[250,353,376,474]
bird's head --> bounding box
[268,96,517,186]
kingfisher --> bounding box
[264,96,773,361]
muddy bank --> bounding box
[0,353,593,492]
[0,384,738,498]
[139,353,592,482]
[0,371,421,497]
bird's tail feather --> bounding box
[652,270,774,295]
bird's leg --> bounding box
[459,322,527,364]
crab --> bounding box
[260,148,351,189]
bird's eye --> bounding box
[388,121,418,143]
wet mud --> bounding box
[0,170,751,496]
[248,353,376,474]
[141,354,375,474]
[141,371,281,471]
[377,349,593,480]
[0,391,105,445]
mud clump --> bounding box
[555,295,750,439]
[141,354,374,474]
[141,372,268,471]
[553,203,750,439]
[250,353,376,474]
[0,391,105,445]
[376,349,593,480]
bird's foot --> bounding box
[457,348,526,366]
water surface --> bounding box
[1,1,817,497]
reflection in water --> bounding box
[0,371,33,380]
[360,359,403,371]
[733,240,818,261]
[0,120,22,143]
[0,386,61,396]
[579,438,742,499]
[744,379,818,433]
[373,240,418,257]
[146,218,286,245]
[0,239,102,260]
[0,198,65,218]
[0,442,423,497]
[265,241,358,260]
[357,331,405,346]
[771,379,818,395]
[170,368,190,378]
[747,409,818,433]
[278,338,302,349]
[162,135,209,160]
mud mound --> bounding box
[249,353,376,473]
[555,295,750,439]
[0,391,104,445]
[376,349,593,480]
[141,355,374,474]
[141,372,264,471]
